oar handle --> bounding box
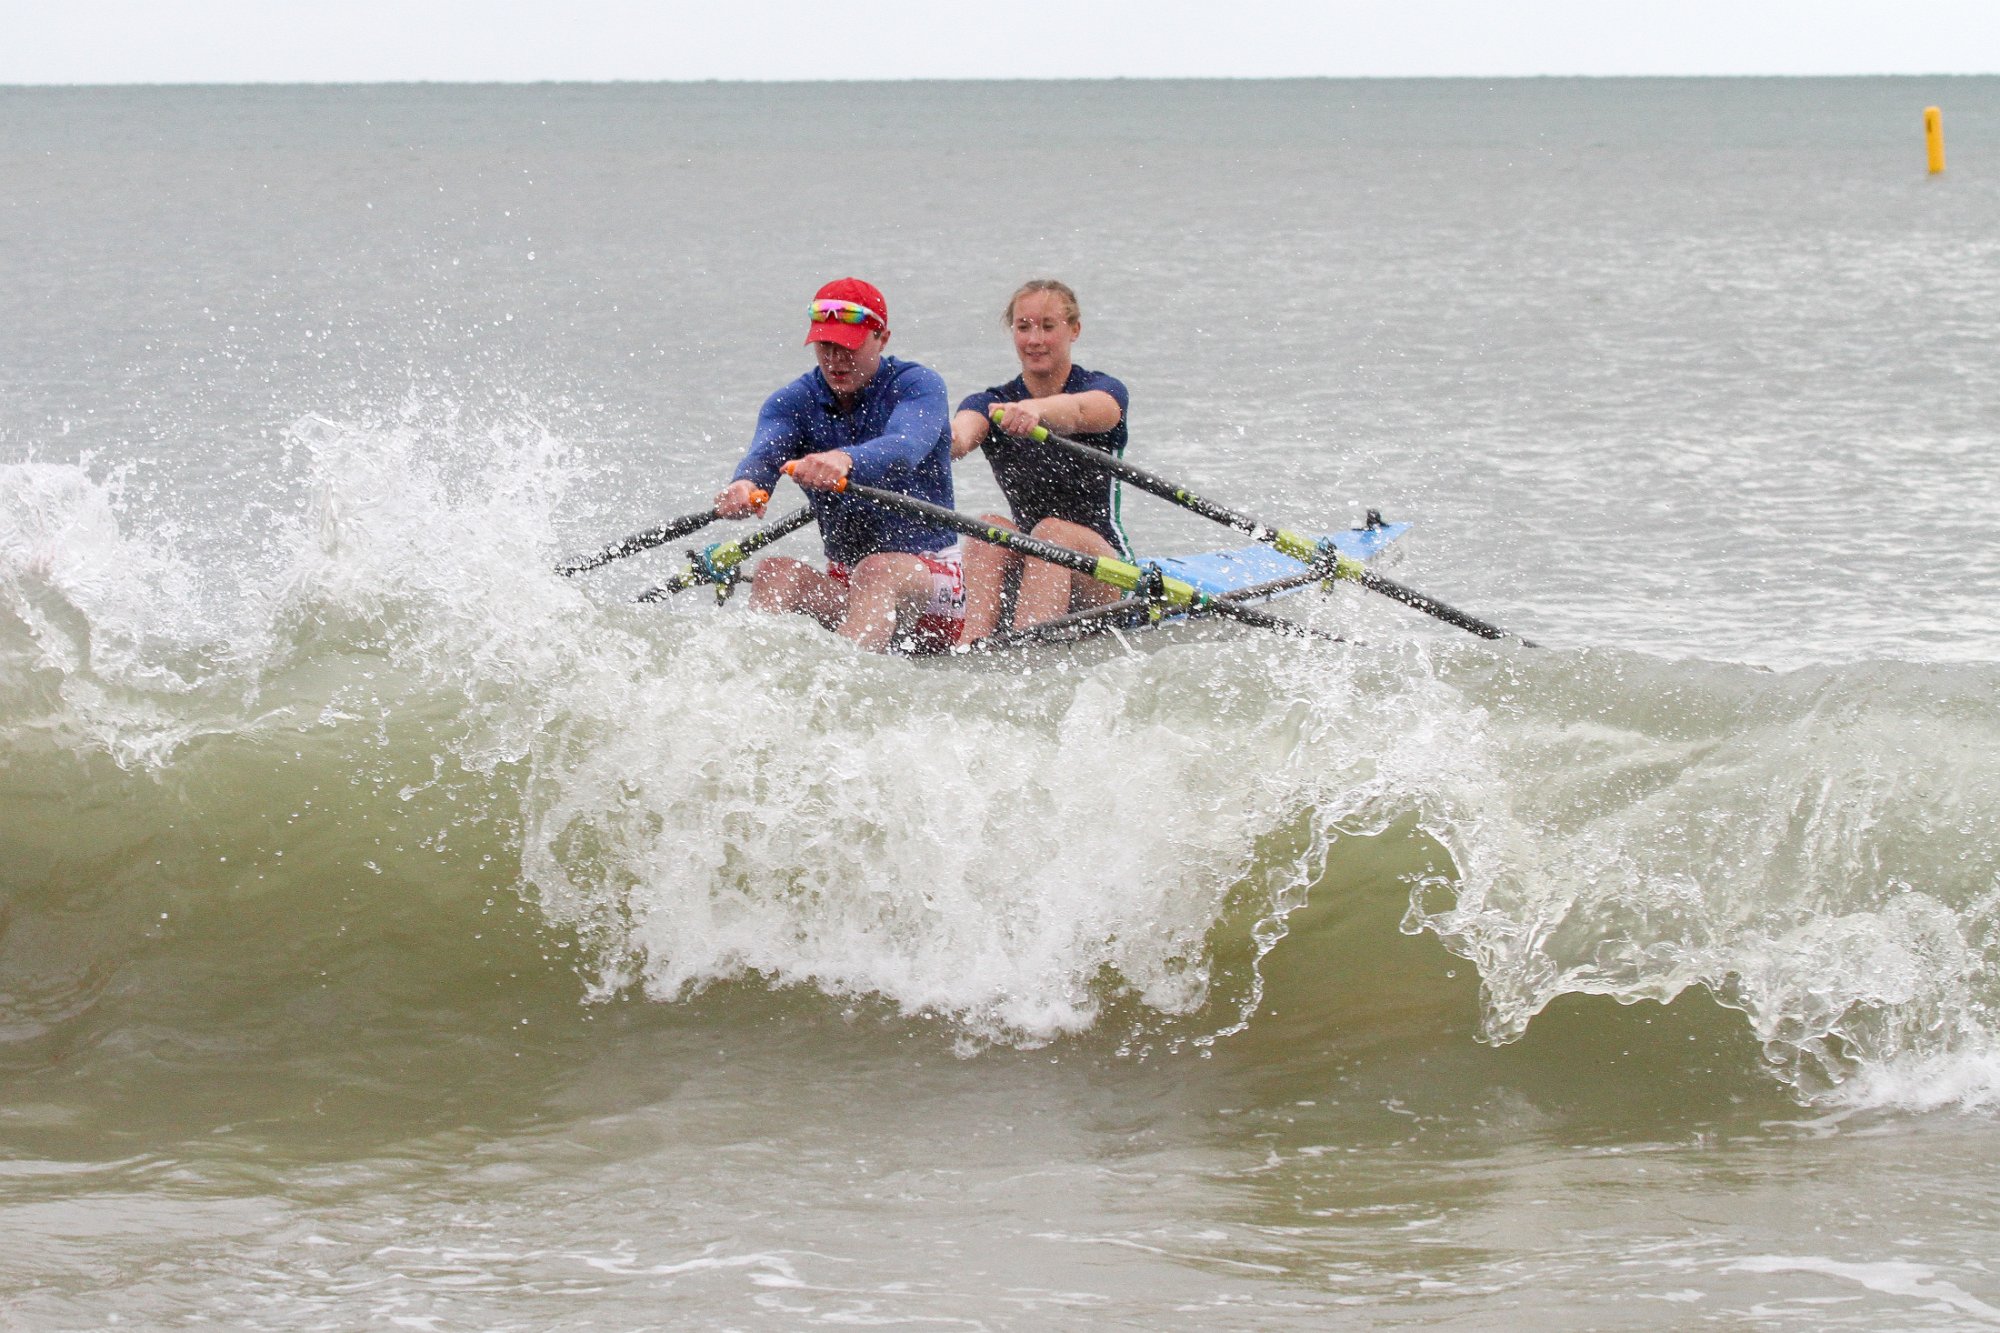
[781,459,850,493]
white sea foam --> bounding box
[1725,1255,2000,1320]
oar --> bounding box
[969,595,1150,651]
[555,489,768,577]
[784,464,1343,645]
[635,506,816,603]
[987,410,1532,645]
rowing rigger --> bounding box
[635,506,816,603]
[987,410,1533,645]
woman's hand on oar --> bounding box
[987,407,1532,645]
[555,490,767,577]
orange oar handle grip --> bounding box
[779,461,848,493]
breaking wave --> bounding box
[3,407,1997,1113]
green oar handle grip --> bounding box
[987,405,1055,443]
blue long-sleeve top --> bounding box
[731,356,958,566]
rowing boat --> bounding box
[580,435,1519,650]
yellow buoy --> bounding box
[1925,106,1945,175]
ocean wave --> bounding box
[4,412,1998,1114]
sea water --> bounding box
[3,77,1999,1328]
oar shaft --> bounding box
[556,489,769,577]
[988,410,1252,529]
[976,585,1343,651]
[1198,595,1344,641]
[969,596,1150,651]
[1013,422,1271,541]
[834,479,1204,607]
[1358,571,1530,644]
[990,413,1345,571]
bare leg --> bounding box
[838,552,943,653]
[747,555,847,629]
[959,514,1021,642]
[1014,518,1120,628]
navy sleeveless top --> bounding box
[957,366,1131,558]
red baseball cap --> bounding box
[805,277,888,350]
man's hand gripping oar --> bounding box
[554,491,767,577]
[783,462,1345,645]
[989,409,1535,646]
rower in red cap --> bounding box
[714,279,965,653]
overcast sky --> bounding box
[4,0,1996,84]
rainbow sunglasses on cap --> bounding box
[809,299,883,327]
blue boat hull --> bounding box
[1147,519,1412,601]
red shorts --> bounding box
[826,544,966,654]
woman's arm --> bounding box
[950,408,991,459]
[993,389,1122,438]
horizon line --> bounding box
[4,70,1994,91]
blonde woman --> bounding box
[950,280,1131,640]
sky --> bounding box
[3,0,1997,84]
